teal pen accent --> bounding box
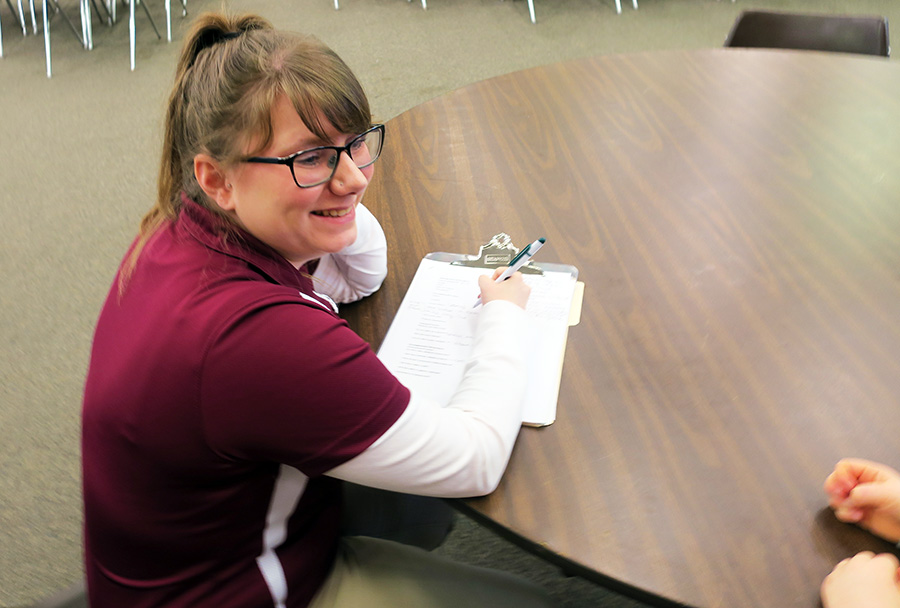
[507,243,534,267]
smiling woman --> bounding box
[80,9,547,608]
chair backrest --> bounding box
[724,10,890,57]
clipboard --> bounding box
[377,234,584,427]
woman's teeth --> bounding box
[312,208,351,217]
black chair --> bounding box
[725,10,890,57]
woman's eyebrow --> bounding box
[274,137,328,156]
[294,137,328,151]
[276,126,355,154]
[292,134,357,153]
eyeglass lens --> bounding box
[292,127,383,187]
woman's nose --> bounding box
[330,151,369,193]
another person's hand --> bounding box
[825,458,900,543]
[821,552,900,608]
[478,269,531,310]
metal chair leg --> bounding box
[28,0,38,32]
[128,0,162,70]
[89,0,112,25]
[79,0,92,49]
[140,0,161,39]
[17,0,27,33]
[5,0,27,34]
[527,0,534,23]
[40,0,95,76]
[129,0,134,69]
[47,0,84,41]
[86,0,93,47]
[43,0,51,76]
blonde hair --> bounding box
[120,11,371,289]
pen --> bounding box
[473,237,546,307]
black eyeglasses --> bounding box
[243,124,385,188]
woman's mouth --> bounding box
[311,207,352,218]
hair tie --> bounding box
[189,29,244,68]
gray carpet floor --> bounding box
[2,0,898,606]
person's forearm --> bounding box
[312,203,387,303]
[326,300,528,497]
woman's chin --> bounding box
[317,226,359,259]
[333,225,358,252]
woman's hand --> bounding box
[477,268,531,310]
[821,552,900,608]
[825,458,900,543]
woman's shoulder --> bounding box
[119,227,346,351]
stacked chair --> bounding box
[2,0,37,57]
[43,0,94,77]
[1,0,187,76]
[331,0,633,25]
[334,0,426,11]
[524,0,638,24]
[614,0,637,16]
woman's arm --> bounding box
[312,203,387,303]
[325,299,528,497]
[203,268,529,496]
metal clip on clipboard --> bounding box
[426,233,544,274]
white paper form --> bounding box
[377,258,578,426]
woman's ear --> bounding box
[194,154,235,212]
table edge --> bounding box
[448,499,694,608]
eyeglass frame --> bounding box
[242,124,385,189]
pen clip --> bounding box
[507,244,532,267]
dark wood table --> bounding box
[341,49,900,607]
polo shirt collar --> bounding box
[177,193,316,290]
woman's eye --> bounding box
[294,151,324,167]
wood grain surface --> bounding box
[340,48,900,607]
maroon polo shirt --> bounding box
[82,198,409,607]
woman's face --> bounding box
[219,95,374,268]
